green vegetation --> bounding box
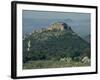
[23,22,91,69]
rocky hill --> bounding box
[23,22,90,63]
[47,22,72,31]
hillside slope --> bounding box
[23,22,90,63]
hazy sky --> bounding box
[23,10,90,20]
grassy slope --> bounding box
[23,60,90,69]
[23,27,90,69]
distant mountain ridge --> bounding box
[84,34,90,43]
[23,22,90,63]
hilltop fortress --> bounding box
[32,22,72,33]
[47,22,71,31]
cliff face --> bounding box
[47,22,70,31]
[32,22,72,33]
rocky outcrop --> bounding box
[82,56,90,63]
[32,22,73,33]
[47,22,70,31]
